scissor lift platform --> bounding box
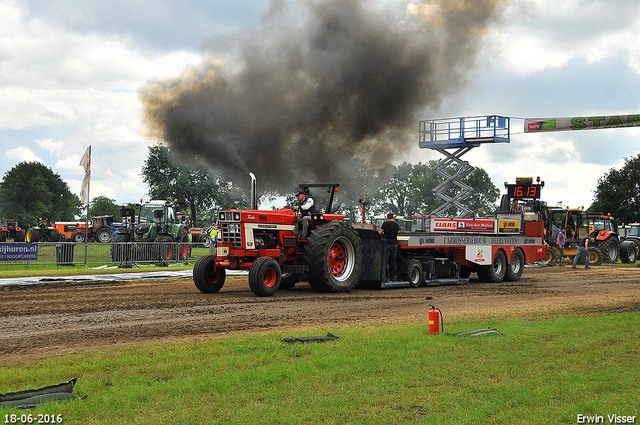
[419,115,511,217]
[419,115,511,148]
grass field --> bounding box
[0,244,211,273]
[1,312,638,424]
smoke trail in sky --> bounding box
[140,0,505,193]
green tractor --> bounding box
[111,200,190,263]
[25,218,60,243]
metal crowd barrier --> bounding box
[0,241,211,267]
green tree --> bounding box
[376,162,499,218]
[590,154,640,224]
[142,144,233,226]
[87,196,122,221]
[377,162,437,217]
[462,167,501,217]
[0,161,82,226]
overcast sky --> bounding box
[1,0,639,215]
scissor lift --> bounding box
[419,115,511,217]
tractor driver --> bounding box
[293,189,318,239]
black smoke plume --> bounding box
[140,0,505,195]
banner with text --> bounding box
[0,243,38,261]
[524,114,640,133]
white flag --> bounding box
[79,146,91,206]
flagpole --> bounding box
[84,175,89,266]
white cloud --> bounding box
[1,0,639,213]
[495,32,572,76]
[0,0,207,205]
[466,132,614,209]
[89,181,118,200]
[55,157,83,172]
[35,138,66,156]
[482,0,640,77]
[0,1,203,91]
[4,146,44,164]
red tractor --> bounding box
[193,184,363,297]
[543,207,620,264]
[0,219,25,242]
[68,216,114,243]
[586,212,621,263]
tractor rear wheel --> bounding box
[504,249,524,282]
[595,237,619,263]
[48,229,60,242]
[0,231,6,242]
[248,257,281,297]
[193,255,226,293]
[304,221,362,293]
[94,227,112,243]
[26,228,40,243]
[477,249,507,283]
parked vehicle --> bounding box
[25,219,60,242]
[111,200,190,263]
[0,219,25,242]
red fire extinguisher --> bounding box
[429,304,443,334]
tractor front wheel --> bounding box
[249,257,281,297]
[587,247,603,266]
[599,237,619,263]
[71,231,86,244]
[193,255,226,293]
[26,228,40,243]
[111,234,129,262]
[620,240,638,264]
[176,226,189,260]
[540,245,559,264]
[155,235,174,261]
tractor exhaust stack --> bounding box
[249,172,257,210]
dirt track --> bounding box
[1,265,640,363]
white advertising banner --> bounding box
[524,114,640,133]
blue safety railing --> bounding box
[419,115,511,149]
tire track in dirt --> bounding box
[1,267,639,363]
